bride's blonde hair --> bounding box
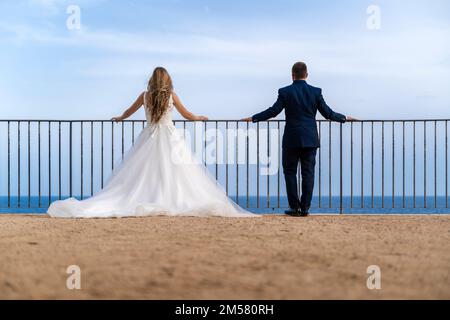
[145,67,173,123]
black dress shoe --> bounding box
[299,209,309,217]
[284,208,301,217]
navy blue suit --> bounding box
[252,80,346,211]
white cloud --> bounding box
[27,0,66,14]
[2,20,449,79]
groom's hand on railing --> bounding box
[196,115,209,121]
[346,116,358,121]
[241,117,253,122]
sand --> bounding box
[0,214,448,299]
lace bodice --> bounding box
[143,91,174,126]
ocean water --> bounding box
[1,196,449,214]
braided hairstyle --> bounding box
[145,67,173,123]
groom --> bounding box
[243,62,354,217]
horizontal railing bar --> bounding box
[0,119,449,123]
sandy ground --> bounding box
[0,214,448,300]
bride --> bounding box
[48,67,255,218]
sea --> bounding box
[1,196,449,214]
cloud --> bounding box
[1,22,448,93]
[27,0,66,14]
[1,4,449,93]
[28,0,63,5]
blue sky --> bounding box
[0,0,449,120]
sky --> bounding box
[0,0,449,121]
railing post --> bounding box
[340,122,343,214]
[69,121,72,198]
[18,121,21,208]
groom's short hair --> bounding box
[292,62,308,79]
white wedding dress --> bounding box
[48,93,256,218]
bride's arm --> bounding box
[111,92,144,121]
[172,92,208,121]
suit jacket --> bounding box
[252,80,346,148]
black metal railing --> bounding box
[0,119,448,214]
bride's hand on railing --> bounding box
[111,116,123,122]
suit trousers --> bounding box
[282,147,317,211]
